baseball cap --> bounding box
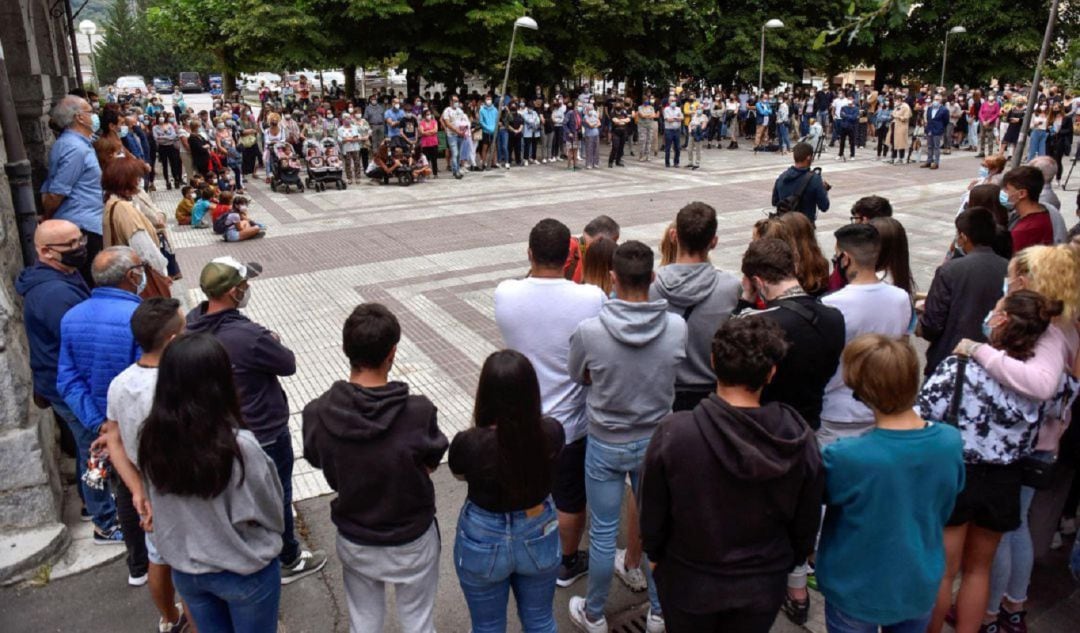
[200,256,262,297]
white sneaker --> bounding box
[1051,531,1064,550]
[568,596,608,632]
[646,608,665,633]
[614,548,647,592]
[128,572,148,587]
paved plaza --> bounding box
[4,141,1079,632]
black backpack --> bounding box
[212,212,232,235]
[775,168,818,216]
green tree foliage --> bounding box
[93,0,214,84]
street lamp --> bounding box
[78,19,97,88]
[940,25,966,87]
[759,19,784,96]
[491,16,538,168]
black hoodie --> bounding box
[640,394,824,614]
[185,304,295,443]
[302,380,448,546]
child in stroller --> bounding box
[309,138,347,191]
[270,141,304,193]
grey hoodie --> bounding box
[147,430,284,575]
[568,299,687,443]
[650,264,741,390]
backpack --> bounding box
[212,212,232,235]
[775,169,818,217]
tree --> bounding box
[94,0,213,84]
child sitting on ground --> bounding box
[216,195,266,242]
[189,186,216,229]
[174,186,195,225]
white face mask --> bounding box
[235,285,251,309]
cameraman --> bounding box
[771,142,831,223]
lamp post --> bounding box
[490,16,538,169]
[78,20,97,88]
[758,19,784,96]
[940,25,966,88]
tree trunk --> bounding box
[344,64,357,100]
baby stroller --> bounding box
[270,141,304,193]
[313,138,347,191]
[303,138,326,190]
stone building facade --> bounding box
[0,0,85,580]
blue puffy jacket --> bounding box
[14,264,90,403]
[57,287,142,431]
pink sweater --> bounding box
[979,101,1001,125]
[973,322,1078,451]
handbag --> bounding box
[944,356,969,426]
[1018,452,1055,490]
[107,200,173,299]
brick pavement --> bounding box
[153,143,1057,503]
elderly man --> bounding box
[57,246,146,544]
[41,95,104,286]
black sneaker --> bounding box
[93,524,125,546]
[556,551,589,587]
[782,593,810,626]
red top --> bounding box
[211,202,232,221]
[1010,211,1054,252]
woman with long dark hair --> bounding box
[779,211,831,296]
[450,350,564,633]
[139,333,284,633]
[870,217,916,299]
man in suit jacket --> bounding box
[918,207,1007,375]
[923,94,951,169]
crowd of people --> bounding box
[18,76,1080,633]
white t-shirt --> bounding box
[495,277,605,443]
[106,364,159,466]
[821,282,913,424]
[832,96,849,119]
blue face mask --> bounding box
[1000,190,1013,210]
[134,268,147,295]
[1002,277,1010,296]
[91,113,100,132]
[119,125,129,138]
[981,310,994,339]
[978,166,990,179]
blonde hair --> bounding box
[659,222,677,267]
[267,112,281,125]
[1013,245,1080,321]
[842,334,920,415]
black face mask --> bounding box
[57,244,88,268]
[832,253,849,280]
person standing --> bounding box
[636,96,658,161]
[608,103,630,167]
[152,114,182,190]
[889,98,913,164]
[565,241,687,633]
[918,207,1008,376]
[924,95,951,169]
[364,95,386,150]
[417,109,440,178]
[139,333,286,633]
[57,246,147,544]
[337,114,364,184]
[495,219,606,589]
[303,303,448,632]
[583,105,601,169]
[978,93,1001,158]
[755,95,773,148]
[41,95,104,287]
[1004,166,1055,252]
[818,223,914,446]
[441,95,468,180]
[650,202,741,411]
[450,350,563,633]
[771,142,831,223]
[687,108,708,170]
[639,317,825,633]
[663,99,683,168]
[836,99,859,161]
[185,257,327,585]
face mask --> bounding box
[216,123,225,130]
[1002,277,1011,296]
[56,244,88,268]
[134,268,147,295]
[1001,190,1015,210]
[981,310,996,339]
[90,113,100,132]
[235,285,251,309]
[485,100,492,106]
[833,253,848,280]
[119,125,129,137]
[978,166,990,179]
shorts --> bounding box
[225,227,240,242]
[146,532,164,565]
[565,136,579,149]
[552,436,588,513]
[480,132,495,148]
[947,462,1022,533]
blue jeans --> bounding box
[173,559,281,633]
[54,399,116,531]
[988,484,1037,604]
[825,601,930,633]
[778,123,791,150]
[261,428,300,565]
[584,435,661,620]
[1027,129,1048,161]
[454,499,560,633]
[927,134,943,165]
[497,129,510,164]
[446,134,463,175]
[663,129,681,166]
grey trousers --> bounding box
[336,522,440,633]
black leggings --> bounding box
[157,145,182,186]
[838,127,856,157]
[663,607,777,633]
[422,146,440,176]
[509,133,523,164]
[112,474,148,577]
[876,127,889,157]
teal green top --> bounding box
[817,422,964,625]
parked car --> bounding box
[178,71,203,93]
[242,72,281,92]
[115,75,148,94]
[152,76,173,92]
